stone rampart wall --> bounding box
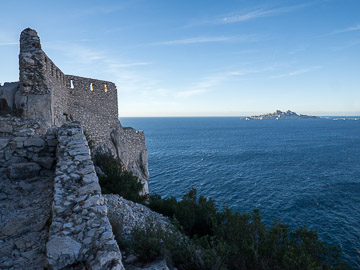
[16,28,120,145]
[43,52,69,127]
[66,75,119,147]
[47,121,124,270]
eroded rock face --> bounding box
[104,194,170,241]
[109,123,149,195]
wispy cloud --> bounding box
[181,4,308,27]
[175,89,208,98]
[152,36,234,45]
[45,42,159,96]
[80,5,124,15]
[174,67,268,98]
[151,34,260,46]
[270,66,321,79]
[218,5,307,24]
[328,24,360,35]
[0,42,17,46]
[108,62,151,68]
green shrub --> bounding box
[131,222,164,262]
[93,152,147,203]
[148,187,219,238]
[145,188,349,270]
[130,220,225,270]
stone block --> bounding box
[0,138,10,150]
[33,156,55,169]
[46,139,57,147]
[78,182,101,196]
[46,236,82,268]
[24,137,45,147]
[0,125,13,134]
[7,162,41,180]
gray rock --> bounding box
[32,156,55,169]
[46,236,82,268]
[7,162,41,180]
[78,182,101,196]
[124,254,139,264]
[0,125,13,134]
[24,137,45,147]
[0,138,10,150]
[0,216,31,238]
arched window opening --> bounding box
[70,80,74,89]
[90,83,94,92]
[104,84,108,92]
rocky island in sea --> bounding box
[242,110,328,120]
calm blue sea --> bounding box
[120,117,360,267]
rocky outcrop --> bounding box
[105,194,174,270]
[109,123,149,195]
[47,122,124,270]
[105,194,170,241]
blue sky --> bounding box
[0,0,359,116]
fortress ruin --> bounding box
[0,28,155,269]
[0,28,149,193]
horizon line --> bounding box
[118,115,360,118]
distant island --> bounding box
[242,110,329,120]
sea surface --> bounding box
[120,117,360,267]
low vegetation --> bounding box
[93,152,147,203]
[93,153,349,270]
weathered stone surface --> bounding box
[1,27,149,196]
[0,125,13,134]
[7,162,41,179]
[109,124,149,195]
[0,138,10,149]
[24,137,45,147]
[105,194,171,240]
[0,27,151,270]
[47,122,125,269]
[46,236,82,268]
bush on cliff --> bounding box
[92,153,348,269]
[142,189,349,270]
[93,152,147,203]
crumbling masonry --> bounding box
[0,28,153,270]
[0,28,149,193]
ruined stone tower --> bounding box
[0,28,149,193]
